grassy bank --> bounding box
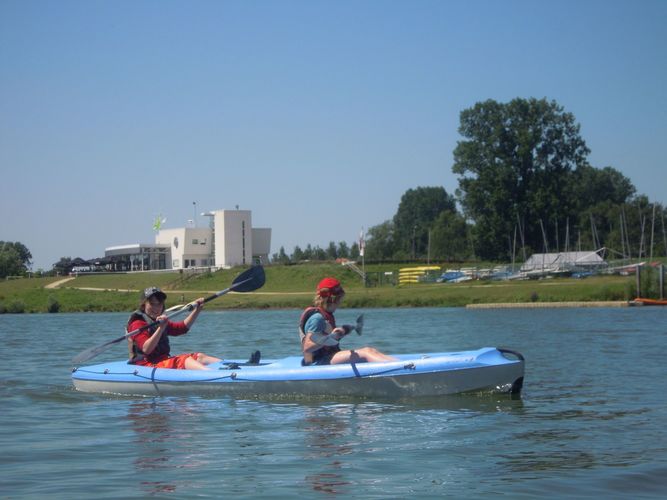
[0,262,638,314]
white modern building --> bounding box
[104,209,271,271]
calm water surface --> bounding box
[1,307,666,498]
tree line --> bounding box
[275,97,667,264]
[272,241,362,264]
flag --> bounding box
[153,215,166,232]
[359,228,365,257]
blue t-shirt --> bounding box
[302,311,338,365]
[303,312,331,336]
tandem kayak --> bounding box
[71,347,525,399]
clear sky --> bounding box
[1,0,665,271]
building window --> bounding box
[192,239,199,244]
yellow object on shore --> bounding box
[398,266,441,284]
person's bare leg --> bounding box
[196,353,222,365]
[184,356,212,370]
[331,347,397,365]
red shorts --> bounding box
[152,353,201,370]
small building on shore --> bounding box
[104,209,271,271]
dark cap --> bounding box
[143,286,167,302]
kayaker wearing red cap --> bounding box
[299,277,397,366]
[127,287,221,370]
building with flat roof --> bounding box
[103,244,170,272]
[104,209,271,271]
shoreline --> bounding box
[466,301,632,309]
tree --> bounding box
[349,242,360,260]
[291,245,304,262]
[337,241,350,259]
[326,241,338,260]
[365,220,397,261]
[430,210,471,261]
[274,246,290,264]
[52,257,75,275]
[571,165,635,208]
[566,165,637,252]
[393,187,456,258]
[453,98,591,260]
[310,246,325,260]
[0,247,21,278]
[0,241,32,278]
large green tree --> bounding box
[452,98,590,260]
[393,187,456,258]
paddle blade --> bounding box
[232,265,265,293]
[355,314,364,335]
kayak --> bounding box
[71,347,525,399]
[632,297,667,306]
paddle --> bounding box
[345,314,364,336]
[71,265,266,365]
[311,314,364,346]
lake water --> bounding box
[1,306,666,498]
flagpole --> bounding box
[360,227,366,287]
[362,247,365,287]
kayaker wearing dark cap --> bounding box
[127,287,221,370]
[299,277,397,366]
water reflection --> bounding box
[302,404,356,494]
[127,399,207,496]
[296,397,524,494]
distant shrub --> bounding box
[47,297,60,313]
[0,302,6,314]
[529,292,539,302]
[8,300,26,314]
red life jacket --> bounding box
[126,310,171,363]
[299,306,340,365]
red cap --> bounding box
[317,277,345,298]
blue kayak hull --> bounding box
[71,347,525,399]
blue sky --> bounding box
[1,0,665,271]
